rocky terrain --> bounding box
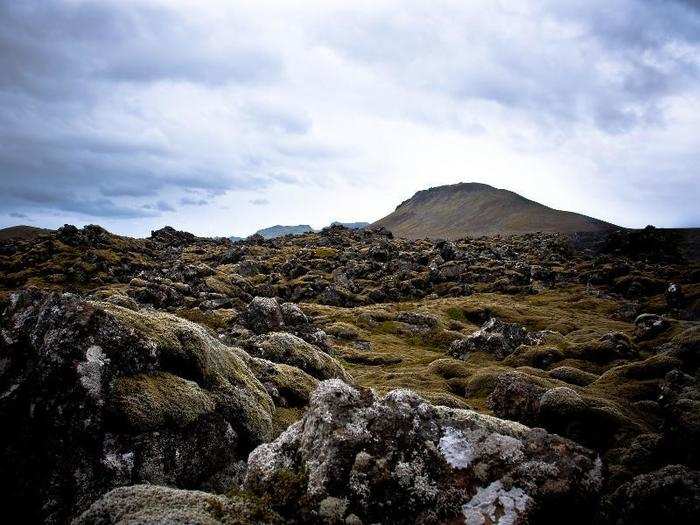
[1,222,698,523]
[373,182,615,239]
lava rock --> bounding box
[599,465,700,524]
[245,296,285,334]
[74,484,283,524]
[242,332,352,382]
[449,318,543,360]
[0,290,280,523]
[634,313,670,340]
[244,379,602,524]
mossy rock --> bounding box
[99,302,276,445]
[111,372,216,431]
[244,332,352,382]
[75,484,283,524]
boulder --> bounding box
[665,283,684,308]
[243,332,352,382]
[244,379,602,524]
[547,366,599,386]
[280,302,308,326]
[245,296,285,334]
[449,318,543,361]
[149,226,197,246]
[74,484,282,524]
[599,465,700,524]
[0,289,278,523]
[634,313,670,341]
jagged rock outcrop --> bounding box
[244,379,602,524]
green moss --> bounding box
[112,372,215,431]
[98,301,275,444]
[427,358,471,380]
[176,308,231,331]
[224,488,284,523]
[445,307,467,322]
[313,247,339,259]
[405,328,460,350]
[325,322,360,340]
[375,320,401,335]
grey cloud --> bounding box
[249,198,270,206]
[102,48,281,86]
[0,0,299,221]
[315,0,700,134]
[0,2,283,101]
[142,200,175,213]
[0,1,696,231]
[179,196,210,207]
[9,212,28,219]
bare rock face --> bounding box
[0,289,282,523]
[244,379,602,524]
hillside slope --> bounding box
[373,182,615,239]
[0,225,52,240]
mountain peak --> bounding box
[375,182,615,239]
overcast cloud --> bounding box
[1,0,698,236]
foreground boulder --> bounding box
[244,379,602,524]
[0,289,286,523]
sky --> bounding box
[0,0,699,237]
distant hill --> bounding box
[331,221,369,230]
[0,225,52,241]
[255,224,314,239]
[242,221,369,240]
[372,182,616,239]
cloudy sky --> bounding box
[1,0,699,237]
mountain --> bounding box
[0,225,52,241]
[330,221,369,230]
[373,182,616,239]
[248,222,369,240]
[254,224,314,239]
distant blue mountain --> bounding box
[331,221,370,230]
[255,224,314,239]
[230,221,370,241]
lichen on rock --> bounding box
[243,379,602,524]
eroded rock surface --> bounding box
[244,379,602,524]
